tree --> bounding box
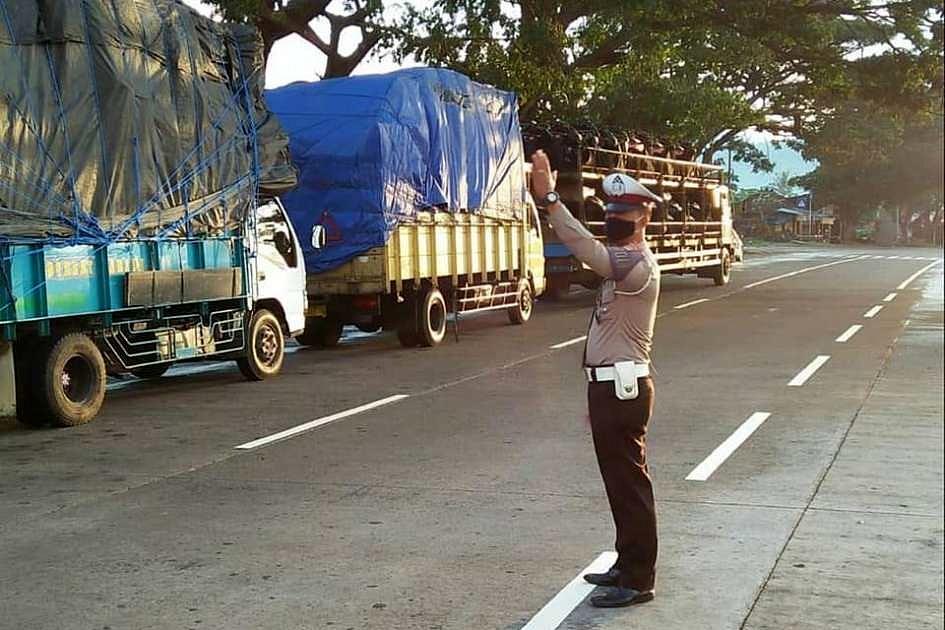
[393,1,940,171]
[206,0,384,78]
[797,6,944,241]
[770,171,799,198]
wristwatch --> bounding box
[536,191,560,208]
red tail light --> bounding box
[352,294,379,312]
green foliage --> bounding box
[798,5,944,239]
[393,0,941,174]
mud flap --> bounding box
[0,341,15,421]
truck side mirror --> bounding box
[311,224,327,250]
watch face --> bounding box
[546,192,559,204]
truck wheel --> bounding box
[417,286,447,347]
[396,296,420,348]
[507,279,534,325]
[318,317,343,347]
[237,309,284,381]
[296,316,343,348]
[355,318,382,334]
[130,364,170,379]
[14,339,48,428]
[545,273,570,301]
[712,249,732,286]
[37,333,107,427]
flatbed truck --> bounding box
[1,199,306,427]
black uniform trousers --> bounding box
[587,377,657,591]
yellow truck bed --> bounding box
[307,211,531,296]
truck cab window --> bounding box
[258,203,298,268]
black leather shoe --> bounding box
[583,567,620,587]
[590,586,655,608]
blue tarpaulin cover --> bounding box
[265,68,526,274]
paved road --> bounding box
[0,245,941,630]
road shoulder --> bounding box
[743,268,944,630]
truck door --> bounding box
[254,199,307,335]
[526,199,547,295]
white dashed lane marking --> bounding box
[897,260,942,290]
[864,305,883,319]
[520,551,618,630]
[883,292,897,302]
[788,355,831,387]
[835,325,863,343]
[550,336,587,350]
[686,412,773,481]
[234,394,410,450]
[742,255,869,290]
[674,298,710,310]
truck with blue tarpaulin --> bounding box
[1,0,306,427]
[266,68,546,348]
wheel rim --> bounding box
[429,299,446,335]
[521,287,533,316]
[256,322,281,368]
[60,355,94,404]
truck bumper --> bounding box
[0,341,15,421]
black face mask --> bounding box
[605,216,636,243]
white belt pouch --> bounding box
[613,360,639,400]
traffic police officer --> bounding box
[531,149,661,609]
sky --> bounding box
[181,0,814,189]
[183,0,420,86]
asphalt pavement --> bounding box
[0,244,942,630]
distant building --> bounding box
[736,192,836,241]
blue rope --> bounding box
[0,1,77,226]
[77,0,111,234]
[43,34,88,239]
[1,1,269,259]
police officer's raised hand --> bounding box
[531,150,557,200]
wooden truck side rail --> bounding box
[306,211,530,295]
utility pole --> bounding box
[809,191,814,239]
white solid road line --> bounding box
[897,260,942,290]
[674,298,710,310]
[863,305,883,319]
[788,355,831,387]
[686,412,772,482]
[550,335,587,349]
[883,292,897,302]
[521,551,618,630]
[742,255,868,290]
[835,324,863,343]
[234,394,409,450]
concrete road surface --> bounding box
[1,245,942,630]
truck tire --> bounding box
[712,248,732,286]
[237,309,285,381]
[545,273,570,301]
[355,318,382,334]
[130,364,170,379]
[14,339,48,428]
[507,279,534,325]
[396,296,420,348]
[296,316,343,348]
[417,286,447,347]
[36,333,107,427]
[318,317,344,348]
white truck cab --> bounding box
[236,198,308,381]
[252,198,307,336]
